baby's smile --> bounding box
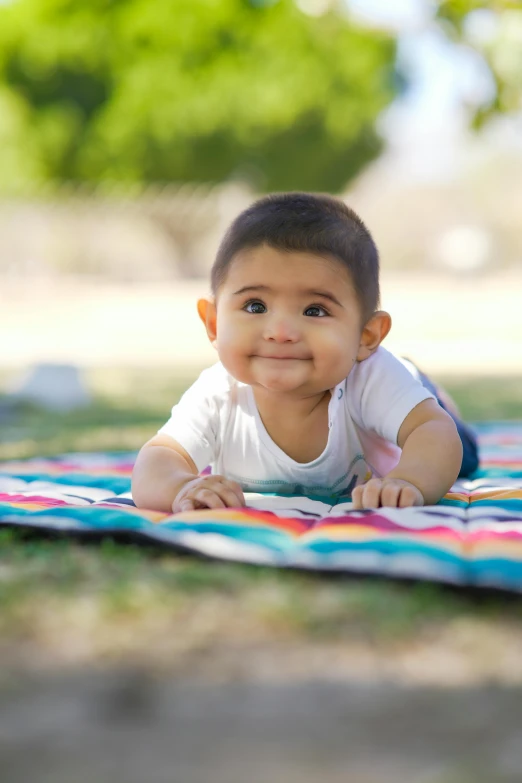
[253,353,310,360]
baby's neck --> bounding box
[252,387,331,463]
[252,387,330,422]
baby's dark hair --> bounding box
[211,192,380,322]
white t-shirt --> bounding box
[158,347,434,498]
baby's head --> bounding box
[199,192,390,396]
[210,192,380,324]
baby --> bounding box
[132,193,478,513]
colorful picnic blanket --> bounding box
[1,422,522,591]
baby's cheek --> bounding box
[216,328,238,356]
[217,342,250,383]
[318,337,357,381]
[325,333,356,362]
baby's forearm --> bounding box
[385,419,463,505]
[132,444,197,512]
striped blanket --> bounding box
[1,422,522,591]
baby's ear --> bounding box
[197,297,218,348]
[356,310,392,361]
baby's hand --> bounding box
[172,474,245,513]
[351,478,424,510]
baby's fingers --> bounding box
[217,486,245,508]
[398,485,423,508]
[178,489,226,512]
[177,480,246,511]
[188,479,244,509]
[351,485,364,510]
[220,480,245,508]
[352,479,423,509]
[380,482,402,507]
[352,479,383,509]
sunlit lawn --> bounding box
[1,368,522,676]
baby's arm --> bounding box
[352,399,463,509]
[132,434,244,513]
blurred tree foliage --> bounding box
[436,0,522,125]
[0,0,396,192]
[0,1,518,193]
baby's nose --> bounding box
[263,315,301,343]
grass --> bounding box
[0,368,522,678]
[438,375,522,422]
[0,366,196,461]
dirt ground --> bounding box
[1,670,522,782]
[3,270,522,374]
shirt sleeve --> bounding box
[347,347,435,445]
[157,363,229,472]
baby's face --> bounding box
[211,245,367,398]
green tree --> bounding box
[0,0,396,192]
[436,0,522,125]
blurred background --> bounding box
[0,0,521,389]
[1,3,522,778]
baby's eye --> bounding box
[304,305,328,317]
[244,300,267,314]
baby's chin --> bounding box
[253,368,314,393]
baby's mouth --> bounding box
[255,354,308,361]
